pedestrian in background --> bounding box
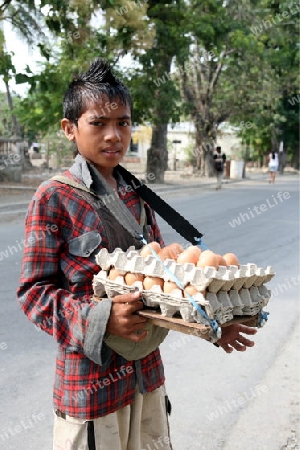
[267,150,279,183]
[213,146,226,190]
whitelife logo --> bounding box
[228,192,291,228]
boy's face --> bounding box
[62,97,132,175]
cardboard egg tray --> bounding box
[94,247,275,327]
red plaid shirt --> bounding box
[17,157,165,419]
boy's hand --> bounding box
[216,324,257,353]
[106,290,148,342]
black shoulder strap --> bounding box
[117,165,203,245]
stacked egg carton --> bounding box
[93,247,275,326]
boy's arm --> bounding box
[16,188,112,365]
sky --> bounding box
[1,15,131,98]
[1,22,43,96]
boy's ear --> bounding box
[61,118,76,141]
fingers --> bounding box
[219,343,234,353]
[237,334,255,347]
[220,336,255,353]
[220,341,245,353]
[125,301,144,314]
[112,290,145,315]
[238,324,258,335]
[231,340,247,352]
[112,290,142,304]
[107,291,148,338]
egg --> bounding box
[186,245,201,258]
[177,248,199,265]
[143,276,164,290]
[215,254,228,267]
[196,250,219,269]
[124,272,144,286]
[163,281,181,294]
[158,243,183,261]
[184,285,206,298]
[223,252,239,266]
[140,241,161,257]
[183,284,198,297]
[157,247,173,261]
[168,243,184,258]
[108,267,123,280]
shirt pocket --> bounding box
[66,231,102,283]
[68,231,101,257]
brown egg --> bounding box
[184,285,206,298]
[171,242,184,251]
[183,284,198,297]
[108,267,122,280]
[124,272,144,286]
[223,252,239,266]
[157,247,172,261]
[140,241,161,257]
[158,243,183,261]
[177,248,199,265]
[197,250,219,269]
[215,254,228,267]
[163,280,181,294]
[186,245,201,258]
[143,276,164,290]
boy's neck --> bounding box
[98,166,117,190]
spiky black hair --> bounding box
[63,58,132,124]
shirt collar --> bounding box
[70,153,127,191]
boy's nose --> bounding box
[104,125,121,142]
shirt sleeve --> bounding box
[16,184,111,365]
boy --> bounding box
[17,59,256,450]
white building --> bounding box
[122,122,244,173]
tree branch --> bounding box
[0,0,12,13]
[207,50,227,101]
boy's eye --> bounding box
[90,121,103,127]
[119,121,131,127]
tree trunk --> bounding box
[145,44,173,184]
[194,132,203,173]
[292,146,300,170]
[242,159,247,178]
[204,148,214,177]
[146,123,168,184]
[194,125,215,176]
[5,80,21,136]
[193,115,217,177]
[278,150,287,174]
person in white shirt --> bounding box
[267,151,279,183]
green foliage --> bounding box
[227,0,300,167]
[0,0,298,173]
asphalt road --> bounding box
[0,176,299,450]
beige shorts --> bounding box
[53,384,172,450]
